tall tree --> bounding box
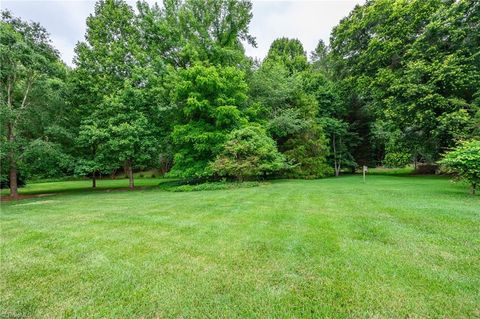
[137,0,256,68]
[264,37,308,74]
[250,40,331,178]
[329,0,479,166]
[0,10,65,197]
[73,0,163,189]
[170,64,248,178]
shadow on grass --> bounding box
[1,178,178,201]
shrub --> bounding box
[384,152,411,168]
[211,125,287,181]
[0,171,27,189]
[439,140,480,194]
[22,139,73,178]
[283,124,333,178]
[158,180,264,192]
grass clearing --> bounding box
[1,175,479,318]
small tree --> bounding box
[75,120,109,188]
[211,125,287,181]
[439,140,480,195]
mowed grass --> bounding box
[1,175,479,318]
[0,177,170,196]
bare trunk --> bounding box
[337,136,342,176]
[127,161,134,190]
[21,78,32,109]
[333,134,340,177]
[92,171,97,188]
[472,183,476,195]
[8,123,18,199]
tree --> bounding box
[137,0,256,68]
[1,10,65,198]
[75,120,110,188]
[99,89,159,189]
[211,125,287,181]
[439,140,480,195]
[329,0,480,166]
[250,41,331,178]
[264,37,308,74]
[170,64,248,178]
[73,0,163,189]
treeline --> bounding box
[1,0,479,197]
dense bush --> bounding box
[22,139,73,178]
[211,125,287,180]
[160,181,264,192]
[439,140,480,194]
[0,171,26,189]
[384,152,411,168]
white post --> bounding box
[363,165,367,183]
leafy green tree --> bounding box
[264,37,308,74]
[75,120,110,188]
[100,89,159,189]
[73,0,163,189]
[211,125,287,181]
[320,117,356,175]
[329,0,479,165]
[1,10,66,197]
[283,124,332,178]
[137,0,256,68]
[250,41,331,178]
[300,69,357,174]
[22,139,73,178]
[439,140,480,195]
[170,64,248,178]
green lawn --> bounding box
[1,175,479,318]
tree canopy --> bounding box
[2,0,479,196]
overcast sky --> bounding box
[2,0,364,67]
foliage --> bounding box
[439,140,480,194]
[329,0,480,164]
[137,0,256,68]
[211,125,287,180]
[283,124,333,178]
[250,42,331,178]
[3,0,480,192]
[264,37,308,74]
[170,64,248,178]
[384,152,411,169]
[158,180,264,192]
[73,0,163,188]
[0,169,26,189]
[22,139,73,178]
[0,10,66,196]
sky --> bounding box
[2,0,364,67]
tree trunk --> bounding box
[472,183,476,195]
[92,171,97,188]
[332,134,340,177]
[127,161,134,190]
[8,123,18,199]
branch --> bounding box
[21,72,36,109]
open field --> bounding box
[1,175,479,318]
